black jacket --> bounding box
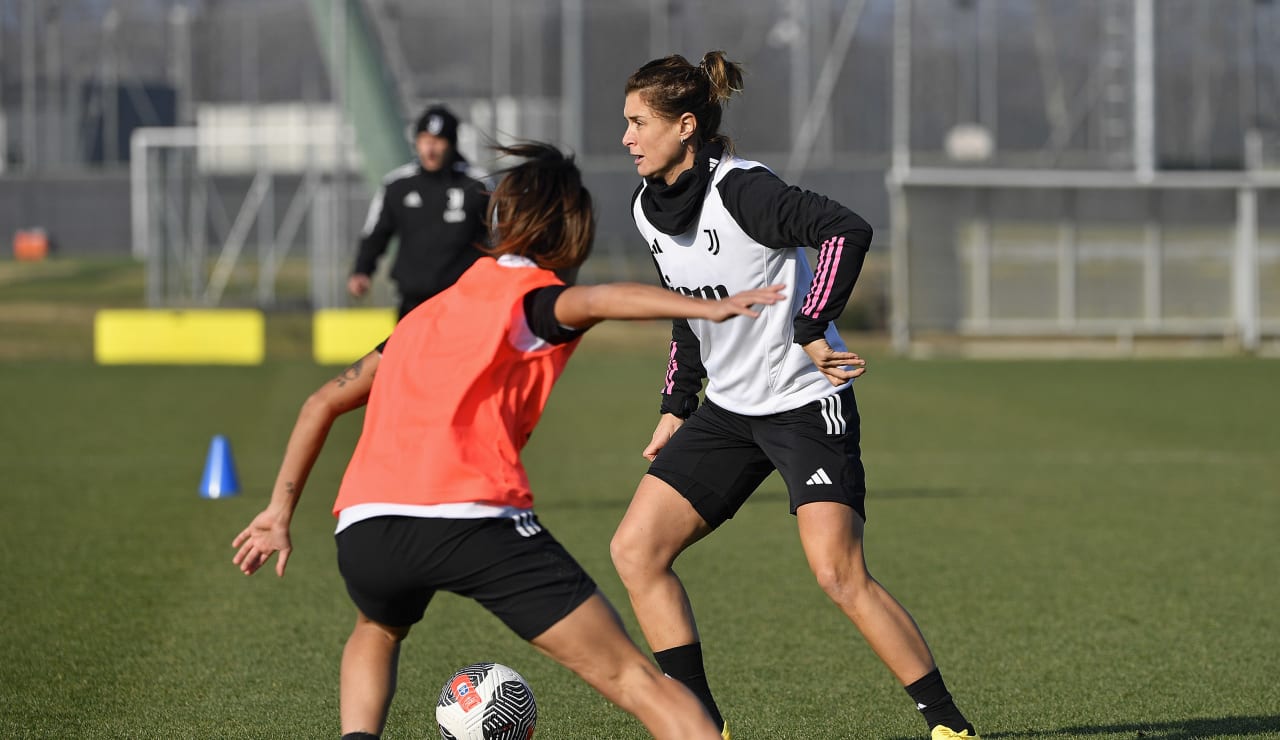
[353,157,489,302]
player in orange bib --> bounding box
[231,142,782,740]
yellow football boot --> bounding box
[931,726,980,740]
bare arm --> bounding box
[231,350,381,577]
[552,282,785,330]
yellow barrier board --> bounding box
[94,309,265,365]
[313,308,396,365]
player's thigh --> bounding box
[529,591,656,691]
[795,500,869,580]
[613,474,714,567]
[645,401,776,530]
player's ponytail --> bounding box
[625,50,744,153]
[699,51,744,108]
[485,142,595,272]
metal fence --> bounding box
[3,0,1279,344]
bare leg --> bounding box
[530,592,721,740]
[340,611,411,736]
[609,474,712,650]
[796,501,936,684]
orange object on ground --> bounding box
[13,229,50,261]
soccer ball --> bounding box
[436,662,537,740]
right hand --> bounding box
[642,413,685,461]
[232,508,293,578]
[347,273,372,298]
[704,284,786,322]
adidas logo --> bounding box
[805,468,832,486]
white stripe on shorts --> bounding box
[819,394,846,436]
[514,510,543,538]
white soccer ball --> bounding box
[436,662,537,740]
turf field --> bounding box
[1,264,1278,739]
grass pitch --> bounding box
[0,264,1277,739]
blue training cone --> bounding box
[200,434,241,499]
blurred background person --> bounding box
[347,104,489,318]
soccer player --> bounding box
[609,52,981,740]
[232,142,782,740]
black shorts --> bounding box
[335,515,597,641]
[647,386,867,529]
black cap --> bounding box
[414,105,459,146]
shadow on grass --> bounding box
[903,714,1280,739]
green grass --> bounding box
[1,259,1278,738]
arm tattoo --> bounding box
[334,358,363,387]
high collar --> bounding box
[639,142,725,236]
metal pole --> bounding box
[243,5,259,105]
[891,0,911,174]
[22,0,38,170]
[784,0,867,182]
[327,0,348,311]
[492,0,511,137]
[889,0,913,353]
[978,0,998,147]
[1057,189,1077,328]
[1141,191,1162,328]
[789,0,810,157]
[1133,0,1155,181]
[971,190,992,330]
[45,1,62,167]
[103,7,119,166]
[170,4,193,125]
[1234,186,1260,351]
[560,0,583,154]
[130,130,150,261]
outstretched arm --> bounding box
[551,282,785,330]
[231,350,381,577]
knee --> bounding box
[609,528,644,583]
[609,526,668,586]
[810,559,871,604]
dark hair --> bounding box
[485,142,595,272]
[624,50,744,153]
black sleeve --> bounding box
[522,286,587,345]
[658,319,705,418]
[717,167,871,346]
[353,184,397,276]
[375,337,389,354]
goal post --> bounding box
[129,120,370,310]
[887,167,1280,354]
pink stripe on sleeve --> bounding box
[802,237,835,315]
[663,341,678,394]
[803,237,844,318]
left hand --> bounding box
[705,284,786,322]
[232,509,293,578]
[802,338,867,386]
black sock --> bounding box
[904,669,973,734]
[654,642,724,729]
[341,733,379,740]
